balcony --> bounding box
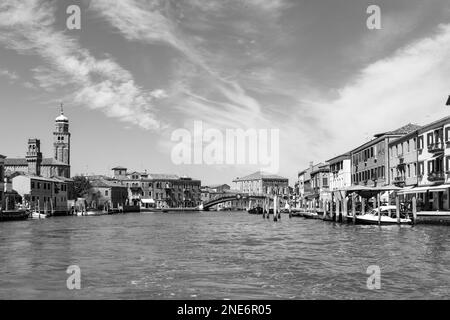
[428,172,445,182]
[393,176,406,186]
[428,142,444,153]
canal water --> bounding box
[0,211,449,299]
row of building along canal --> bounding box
[1,107,450,226]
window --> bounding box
[407,165,411,178]
[428,161,434,174]
[446,127,450,142]
[418,136,424,150]
[446,156,450,172]
[105,190,109,196]
[31,181,35,189]
[414,163,417,176]
[407,141,410,153]
[427,133,433,146]
[419,162,424,176]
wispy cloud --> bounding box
[0,67,19,82]
[308,23,450,161]
[0,0,161,130]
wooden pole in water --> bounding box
[412,195,417,225]
[361,198,366,215]
[273,195,278,222]
[396,194,400,224]
[336,199,340,222]
[5,196,9,211]
[352,193,356,224]
[342,195,347,222]
[377,193,381,226]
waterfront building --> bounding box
[415,116,450,210]
[327,153,352,191]
[233,171,289,209]
[12,173,70,213]
[298,163,330,209]
[232,171,289,196]
[0,154,5,208]
[388,130,420,188]
[5,108,71,179]
[89,178,128,210]
[111,167,201,208]
[351,124,420,187]
[298,163,319,208]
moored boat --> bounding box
[303,211,319,219]
[355,206,412,225]
[30,211,47,219]
[0,210,29,222]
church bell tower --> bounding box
[53,103,71,175]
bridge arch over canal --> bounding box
[200,193,270,211]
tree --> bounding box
[73,175,92,198]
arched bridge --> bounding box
[200,193,271,211]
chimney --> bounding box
[26,138,42,176]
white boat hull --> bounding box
[356,215,411,225]
[30,212,47,219]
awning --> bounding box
[398,185,450,195]
[141,198,155,204]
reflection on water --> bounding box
[0,212,449,299]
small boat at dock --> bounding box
[30,211,47,219]
[0,209,29,222]
[355,206,412,225]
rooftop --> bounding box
[5,158,69,166]
[233,171,288,182]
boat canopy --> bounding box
[141,198,155,204]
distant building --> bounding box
[351,123,420,187]
[89,178,128,210]
[12,173,70,213]
[388,130,420,188]
[0,154,5,208]
[233,171,289,196]
[205,184,231,193]
[327,153,352,191]
[298,162,329,209]
[5,107,71,179]
[111,167,201,208]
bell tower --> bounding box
[53,103,71,173]
[26,139,42,176]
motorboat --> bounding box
[0,209,29,222]
[247,207,263,214]
[30,211,47,219]
[355,205,412,225]
[303,211,319,219]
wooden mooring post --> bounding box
[412,195,417,225]
[352,193,356,224]
[396,194,400,224]
[377,193,381,226]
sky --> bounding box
[0,0,450,186]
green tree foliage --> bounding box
[73,175,92,198]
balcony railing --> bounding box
[394,176,406,183]
[428,142,444,153]
[428,172,445,182]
